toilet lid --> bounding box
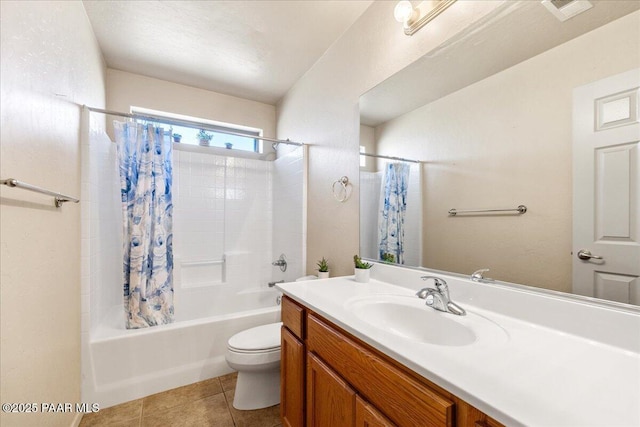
[228,322,282,352]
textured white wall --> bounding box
[0,2,105,426]
[106,69,276,144]
[374,12,640,292]
[277,1,504,276]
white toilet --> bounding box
[225,322,283,410]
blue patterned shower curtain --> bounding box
[114,122,174,329]
[378,162,410,264]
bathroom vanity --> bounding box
[280,295,503,427]
[277,264,640,426]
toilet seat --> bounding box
[228,347,280,355]
[227,322,282,353]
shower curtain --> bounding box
[378,162,410,264]
[114,122,174,329]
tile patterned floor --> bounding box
[79,373,282,427]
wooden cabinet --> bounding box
[281,297,306,427]
[282,295,305,338]
[307,353,356,427]
[280,296,505,427]
[307,314,453,426]
[454,403,505,427]
[281,327,305,427]
[355,396,395,427]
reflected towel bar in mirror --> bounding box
[448,205,527,216]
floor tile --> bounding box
[79,374,282,427]
[225,389,281,427]
[79,399,142,427]
[142,377,223,415]
[141,393,233,427]
[219,372,237,392]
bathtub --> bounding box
[84,287,282,409]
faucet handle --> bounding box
[471,269,493,282]
[420,276,449,298]
[420,275,446,285]
[420,275,447,289]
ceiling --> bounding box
[83,0,373,105]
[360,0,640,126]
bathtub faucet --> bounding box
[268,280,285,288]
[272,253,287,272]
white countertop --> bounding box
[277,266,640,427]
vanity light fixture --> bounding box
[394,0,457,36]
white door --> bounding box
[573,68,640,305]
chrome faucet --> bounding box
[416,276,466,316]
[471,268,494,283]
[268,280,285,288]
[272,254,287,272]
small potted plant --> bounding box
[353,254,373,283]
[225,142,233,149]
[197,129,213,146]
[173,133,182,143]
[381,252,396,263]
[317,257,329,279]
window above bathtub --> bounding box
[131,107,263,153]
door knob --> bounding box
[577,249,603,260]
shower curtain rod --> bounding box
[85,106,305,147]
[360,152,423,164]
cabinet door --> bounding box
[307,353,356,427]
[281,327,305,427]
[356,395,396,427]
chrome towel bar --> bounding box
[448,205,527,216]
[1,178,80,208]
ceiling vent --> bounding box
[541,0,593,22]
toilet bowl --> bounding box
[225,322,282,410]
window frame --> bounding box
[130,106,264,153]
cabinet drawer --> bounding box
[282,296,305,339]
[356,396,396,427]
[307,314,454,427]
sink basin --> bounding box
[344,295,508,346]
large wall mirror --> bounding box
[359,0,640,306]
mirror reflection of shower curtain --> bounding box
[378,162,410,264]
[114,121,174,329]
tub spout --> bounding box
[268,280,285,288]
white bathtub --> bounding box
[84,287,281,409]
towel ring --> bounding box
[332,176,351,203]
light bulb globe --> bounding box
[394,1,416,23]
